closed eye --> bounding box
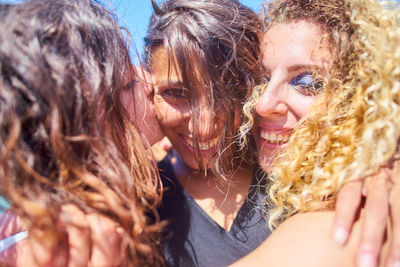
[291,73,322,96]
[160,87,190,101]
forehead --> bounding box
[262,21,331,69]
[151,47,182,84]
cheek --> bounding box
[154,95,187,128]
[121,88,151,124]
[120,90,137,122]
[288,93,316,120]
[134,87,147,117]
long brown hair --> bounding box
[144,0,263,181]
[0,0,162,265]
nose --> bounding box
[188,104,221,141]
[255,80,288,119]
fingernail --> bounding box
[162,144,169,149]
[361,186,367,196]
[333,227,348,246]
[357,252,376,267]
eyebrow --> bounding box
[263,64,318,75]
[121,80,136,90]
[155,79,183,87]
[287,64,318,72]
[154,79,185,93]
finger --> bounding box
[0,210,27,265]
[0,209,67,266]
[86,214,124,267]
[160,136,172,150]
[151,137,172,161]
[29,228,68,267]
[13,237,37,267]
[59,205,91,267]
[0,209,25,238]
[0,233,35,266]
[333,180,363,246]
[386,182,400,267]
[357,171,391,267]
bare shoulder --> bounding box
[231,211,359,267]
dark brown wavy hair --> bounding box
[144,0,263,181]
[0,0,162,265]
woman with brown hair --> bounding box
[0,0,163,265]
[144,0,400,265]
[144,0,268,266]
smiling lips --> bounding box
[182,135,220,151]
[260,129,291,144]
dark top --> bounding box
[158,152,271,267]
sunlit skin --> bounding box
[121,66,163,146]
[254,21,332,171]
[151,47,226,170]
[151,47,253,230]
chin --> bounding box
[185,156,215,171]
[258,154,275,173]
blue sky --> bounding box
[4,0,399,62]
[2,0,263,62]
[108,0,264,63]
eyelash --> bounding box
[262,73,322,96]
[161,88,189,99]
[262,77,270,84]
[291,73,322,96]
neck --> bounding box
[172,150,253,190]
[171,149,254,231]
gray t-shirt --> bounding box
[158,153,271,267]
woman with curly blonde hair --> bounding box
[0,0,164,265]
[233,0,400,266]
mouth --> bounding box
[180,135,220,151]
[260,129,291,145]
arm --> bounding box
[333,161,400,267]
[231,212,359,267]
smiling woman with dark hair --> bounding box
[143,0,269,266]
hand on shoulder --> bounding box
[0,206,126,267]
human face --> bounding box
[254,21,332,171]
[121,66,163,145]
[151,48,225,170]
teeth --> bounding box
[260,130,291,144]
[184,136,219,150]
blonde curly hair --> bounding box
[239,0,400,230]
